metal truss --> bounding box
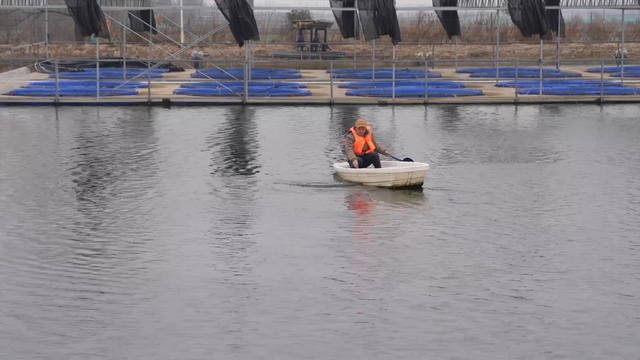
[2,0,640,11]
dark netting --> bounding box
[214,0,260,47]
[357,0,401,45]
[128,10,158,34]
[545,0,565,38]
[375,0,401,45]
[433,0,461,39]
[330,0,359,39]
[64,0,110,39]
[508,0,550,39]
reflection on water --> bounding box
[345,187,426,212]
[207,106,261,178]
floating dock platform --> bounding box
[1,67,640,105]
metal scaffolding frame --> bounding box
[1,0,638,103]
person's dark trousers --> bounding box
[351,152,381,169]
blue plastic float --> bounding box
[332,72,442,79]
[345,87,483,98]
[457,67,556,73]
[173,87,312,97]
[76,68,169,73]
[585,66,640,73]
[495,80,622,88]
[338,80,465,89]
[6,87,139,97]
[26,80,149,88]
[198,68,300,73]
[470,72,581,78]
[327,68,429,73]
[51,72,164,79]
[190,72,303,80]
[608,72,640,78]
[517,86,640,96]
[180,81,306,88]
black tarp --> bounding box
[128,10,158,34]
[545,0,565,38]
[508,0,551,39]
[433,0,461,39]
[330,0,359,39]
[357,0,401,45]
[214,0,260,47]
[64,0,110,40]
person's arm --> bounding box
[344,135,357,164]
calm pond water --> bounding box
[0,105,639,359]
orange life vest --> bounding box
[350,126,376,155]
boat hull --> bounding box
[333,161,429,188]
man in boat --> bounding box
[344,119,389,169]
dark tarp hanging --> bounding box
[128,10,158,34]
[357,0,401,45]
[214,0,260,47]
[433,0,461,39]
[330,0,359,39]
[545,0,565,38]
[507,0,551,39]
[64,0,110,40]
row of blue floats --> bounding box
[327,68,442,80]
[495,79,640,96]
[173,81,311,97]
[190,68,303,80]
[585,65,640,77]
[5,80,148,97]
[49,68,168,80]
[338,80,482,98]
[457,67,581,78]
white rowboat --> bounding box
[333,161,429,188]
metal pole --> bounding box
[180,0,185,47]
[424,59,428,103]
[123,11,127,79]
[455,36,459,71]
[54,59,59,103]
[330,61,334,103]
[600,60,604,102]
[243,61,249,102]
[539,38,543,98]
[353,6,357,69]
[496,10,500,75]
[621,9,625,85]
[96,36,100,101]
[556,12,561,70]
[147,56,151,104]
[148,25,153,73]
[515,60,519,103]
[372,39,376,80]
[392,46,396,100]
[431,43,435,70]
[245,43,249,81]
[45,5,49,58]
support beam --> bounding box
[45,3,49,58]
[556,12,562,69]
[496,10,500,82]
[372,39,376,80]
[123,11,127,79]
[621,8,625,85]
[180,0,185,47]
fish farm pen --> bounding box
[1,0,640,105]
